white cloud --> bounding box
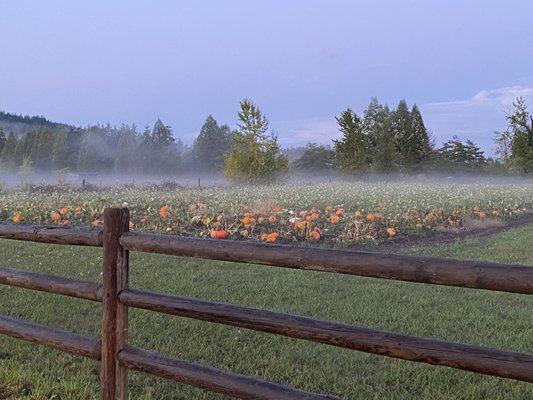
[271,117,340,147]
[421,85,533,154]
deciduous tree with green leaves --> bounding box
[225,99,288,183]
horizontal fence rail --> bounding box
[0,224,102,247]
[0,267,102,301]
[0,211,532,399]
[0,314,101,359]
[119,288,533,382]
[120,231,533,294]
[119,345,341,400]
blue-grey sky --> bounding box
[1,1,532,154]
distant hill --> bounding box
[0,110,67,137]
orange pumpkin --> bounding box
[51,211,61,222]
[12,213,24,223]
[295,220,308,230]
[366,213,379,222]
[59,206,69,215]
[210,230,230,239]
[386,227,397,237]
[159,205,170,218]
[309,230,321,241]
[329,215,340,224]
[261,232,279,242]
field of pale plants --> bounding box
[1,181,532,245]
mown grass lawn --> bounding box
[0,226,532,399]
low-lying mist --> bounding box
[2,170,533,192]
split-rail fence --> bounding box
[0,207,532,399]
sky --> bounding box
[1,1,533,154]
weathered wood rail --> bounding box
[0,208,531,399]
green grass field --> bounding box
[0,226,532,399]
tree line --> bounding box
[0,96,531,182]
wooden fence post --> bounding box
[101,208,129,400]
[116,208,130,399]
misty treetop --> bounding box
[0,96,531,180]
[495,96,533,173]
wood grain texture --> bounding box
[0,314,101,359]
[115,208,130,400]
[0,266,102,301]
[119,288,533,383]
[118,345,341,400]
[0,224,102,246]
[120,232,533,294]
[101,208,123,400]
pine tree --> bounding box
[410,104,432,165]
[293,142,336,172]
[438,135,485,171]
[392,101,432,169]
[333,108,371,171]
[149,119,180,173]
[0,127,6,154]
[392,99,413,167]
[363,98,396,171]
[193,115,231,171]
[114,126,139,173]
[52,128,70,171]
[225,99,288,183]
[77,126,116,172]
[0,132,18,168]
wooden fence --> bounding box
[0,207,531,399]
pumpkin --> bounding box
[59,206,69,215]
[51,211,61,222]
[305,212,319,222]
[295,220,307,230]
[210,230,230,239]
[386,227,397,237]
[159,205,170,218]
[366,213,379,222]
[12,213,24,223]
[329,215,340,224]
[309,230,321,241]
[261,232,279,242]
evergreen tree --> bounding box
[77,126,117,172]
[293,142,336,172]
[114,125,139,173]
[149,119,180,173]
[438,135,486,171]
[52,128,70,171]
[363,98,396,171]
[392,99,413,167]
[193,115,231,171]
[392,100,432,169]
[333,108,371,171]
[225,99,288,183]
[0,127,5,154]
[410,104,432,165]
[1,132,18,168]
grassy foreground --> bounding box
[0,226,532,399]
